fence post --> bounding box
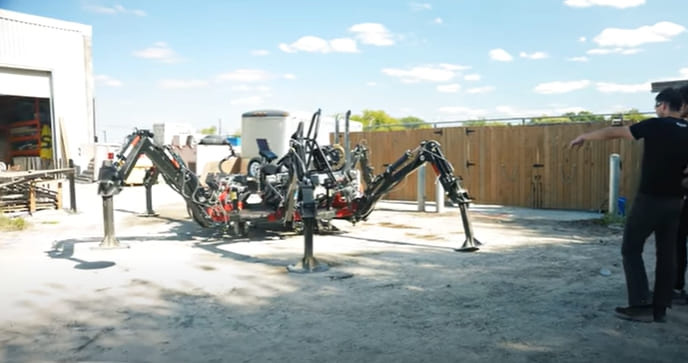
[417,164,426,212]
[608,154,620,215]
[68,159,77,213]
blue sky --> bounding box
[2,0,687,142]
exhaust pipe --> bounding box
[344,110,351,172]
[334,114,340,145]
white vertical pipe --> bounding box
[435,177,445,213]
[417,164,426,212]
[609,153,620,215]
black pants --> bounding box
[622,193,681,308]
[674,197,688,290]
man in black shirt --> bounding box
[673,84,688,304]
[570,87,688,322]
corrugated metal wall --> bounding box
[0,9,94,170]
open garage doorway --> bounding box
[0,67,54,171]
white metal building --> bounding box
[0,9,94,172]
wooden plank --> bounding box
[29,183,36,213]
[58,117,71,163]
[56,181,62,209]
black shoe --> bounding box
[614,305,654,323]
[672,289,687,305]
[653,307,667,323]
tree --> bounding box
[199,125,217,135]
[611,109,651,123]
[562,111,605,122]
[399,116,431,129]
[529,110,605,124]
[463,118,489,126]
[530,116,572,124]
[228,128,241,137]
[463,118,507,126]
[351,110,402,131]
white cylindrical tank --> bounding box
[241,109,364,160]
[241,110,298,160]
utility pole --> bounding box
[102,130,107,143]
[218,118,222,135]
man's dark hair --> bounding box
[678,84,688,105]
[656,87,683,111]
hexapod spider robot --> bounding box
[96,109,481,272]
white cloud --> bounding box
[159,79,208,89]
[230,96,266,106]
[564,0,645,8]
[519,51,549,60]
[466,86,495,94]
[578,36,587,42]
[437,106,488,118]
[283,73,296,80]
[534,80,591,94]
[464,74,481,81]
[410,2,432,11]
[95,74,122,87]
[330,38,360,53]
[489,48,513,62]
[382,63,469,83]
[251,49,270,56]
[367,82,377,87]
[439,63,471,71]
[596,82,649,93]
[217,69,272,82]
[85,4,147,16]
[280,23,393,53]
[593,21,685,48]
[680,68,688,77]
[587,47,643,55]
[437,84,461,93]
[279,36,330,53]
[231,85,271,92]
[279,36,358,53]
[349,23,395,46]
[434,18,443,24]
[132,42,179,63]
[567,56,589,62]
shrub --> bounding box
[0,214,29,231]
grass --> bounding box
[0,214,29,231]
[597,213,626,227]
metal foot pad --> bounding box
[94,238,130,250]
[138,213,159,218]
[455,238,481,252]
[287,257,330,273]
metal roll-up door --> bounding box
[0,67,51,98]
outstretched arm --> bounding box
[569,126,633,148]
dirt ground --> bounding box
[1,183,687,363]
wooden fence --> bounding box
[342,122,644,212]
